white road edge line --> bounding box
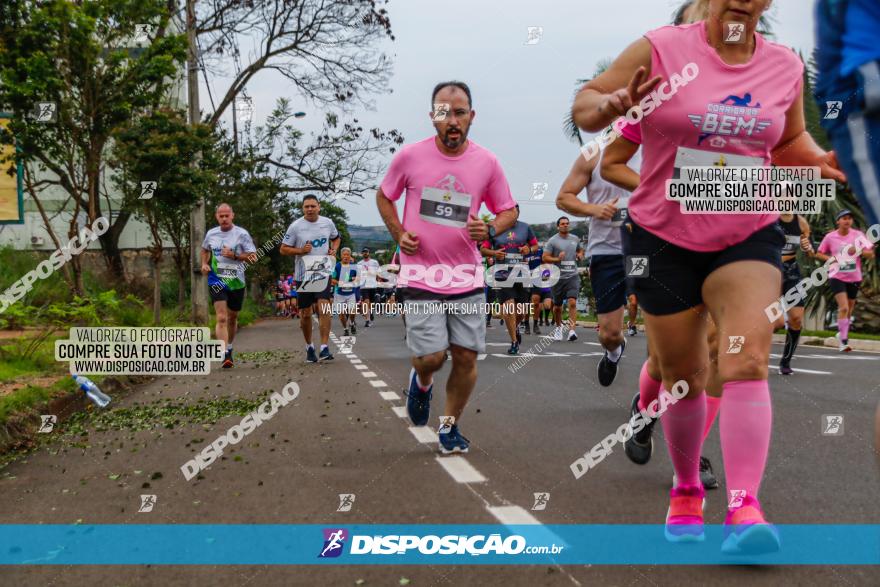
[435,455,486,483]
[408,426,439,444]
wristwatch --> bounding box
[487,225,496,240]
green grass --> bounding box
[0,336,64,383]
[0,378,75,427]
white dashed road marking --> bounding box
[435,455,486,483]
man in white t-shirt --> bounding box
[280,195,341,363]
[357,248,381,326]
[200,203,257,369]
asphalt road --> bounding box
[1,314,879,586]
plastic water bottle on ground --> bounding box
[72,374,111,408]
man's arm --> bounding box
[556,155,599,217]
[200,248,211,273]
[491,207,518,235]
[600,136,641,192]
[328,237,341,257]
[542,243,560,264]
[377,188,405,243]
[280,244,306,256]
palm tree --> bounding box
[802,53,878,330]
[562,59,611,145]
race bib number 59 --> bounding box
[419,187,472,228]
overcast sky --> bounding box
[227,0,816,227]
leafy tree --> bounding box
[110,108,216,319]
[0,0,188,283]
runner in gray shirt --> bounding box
[543,216,584,341]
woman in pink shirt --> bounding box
[573,0,845,552]
[815,209,876,352]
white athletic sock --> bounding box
[307,344,314,350]
[607,344,623,362]
[321,344,328,351]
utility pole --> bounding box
[187,0,208,324]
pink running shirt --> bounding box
[630,21,804,251]
[818,228,874,282]
[381,137,516,295]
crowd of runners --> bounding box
[196,0,880,558]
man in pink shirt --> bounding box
[376,81,518,454]
[815,209,876,351]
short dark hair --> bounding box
[431,81,472,109]
[672,1,693,25]
[302,194,319,205]
[557,216,569,226]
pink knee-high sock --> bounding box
[638,360,662,416]
[702,395,722,443]
[839,318,851,341]
[720,380,772,501]
[661,391,706,488]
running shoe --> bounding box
[406,368,432,426]
[624,392,655,465]
[222,350,234,369]
[699,456,719,490]
[439,424,470,454]
[351,322,357,334]
[486,320,493,328]
[567,329,578,342]
[524,324,531,335]
[365,320,371,328]
[319,347,334,361]
[507,341,519,355]
[597,338,626,387]
[533,324,541,335]
[343,328,350,336]
[839,340,852,353]
[721,495,781,555]
[665,485,705,543]
[306,346,318,363]
[627,325,638,336]
[778,362,794,376]
[552,327,564,341]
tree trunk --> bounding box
[153,256,162,325]
[94,207,132,287]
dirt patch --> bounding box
[0,375,63,399]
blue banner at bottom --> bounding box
[0,525,878,565]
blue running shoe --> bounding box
[406,368,432,426]
[319,347,334,361]
[439,424,470,454]
[306,346,318,363]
